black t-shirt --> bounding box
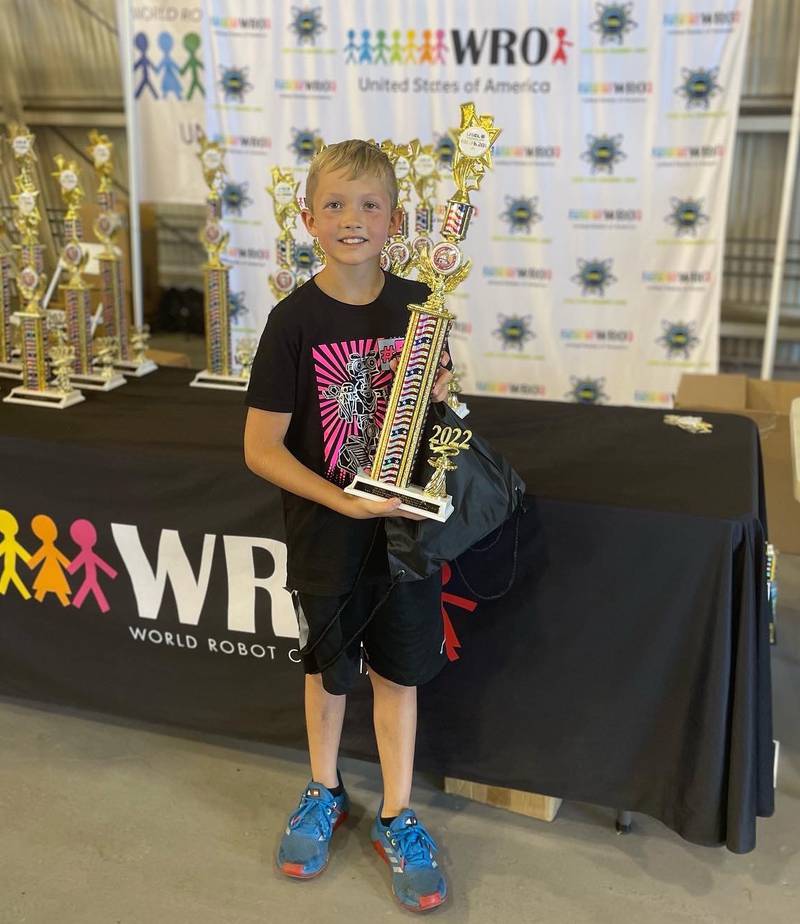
[246,271,431,595]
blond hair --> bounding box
[306,139,398,210]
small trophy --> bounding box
[345,103,500,520]
[53,154,125,392]
[191,131,247,390]
[87,130,156,377]
[267,165,322,300]
[379,140,415,277]
[4,125,84,409]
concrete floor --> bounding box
[0,558,798,924]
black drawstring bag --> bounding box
[384,402,526,582]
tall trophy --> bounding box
[191,132,249,390]
[0,244,21,379]
[53,155,125,391]
[345,103,500,520]
[4,125,84,409]
[379,140,415,277]
[87,130,156,377]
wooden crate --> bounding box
[444,777,562,822]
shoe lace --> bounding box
[289,794,334,840]
[393,820,438,869]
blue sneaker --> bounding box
[277,779,349,879]
[371,808,448,912]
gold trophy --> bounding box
[267,166,302,300]
[191,131,247,390]
[408,139,440,260]
[4,125,84,409]
[0,245,21,379]
[345,104,500,520]
[379,140,415,277]
[53,155,125,391]
[87,130,156,377]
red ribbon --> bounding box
[440,562,477,661]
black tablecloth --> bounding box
[0,368,774,852]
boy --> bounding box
[244,140,453,912]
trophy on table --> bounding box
[87,130,156,377]
[4,124,84,409]
[379,140,415,277]
[267,166,302,301]
[191,131,248,390]
[52,154,125,391]
[345,103,501,521]
[0,244,21,379]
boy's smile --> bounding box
[302,168,402,269]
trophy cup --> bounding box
[345,104,500,520]
[4,125,84,409]
[379,140,415,277]
[0,246,22,379]
[191,132,247,391]
[53,155,125,391]
[87,130,156,377]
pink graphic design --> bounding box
[67,518,118,613]
[312,338,402,485]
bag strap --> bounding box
[453,489,524,601]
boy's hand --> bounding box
[340,494,426,521]
[389,350,453,403]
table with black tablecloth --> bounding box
[0,368,773,852]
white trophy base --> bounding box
[114,358,158,377]
[71,370,127,392]
[4,385,85,409]
[190,370,249,391]
[0,361,23,380]
[344,472,453,522]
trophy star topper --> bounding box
[86,130,114,191]
[449,102,501,204]
[196,130,227,196]
[266,166,300,228]
[52,155,84,220]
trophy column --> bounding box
[191,133,249,391]
[87,130,156,377]
[345,104,501,521]
[4,124,84,409]
[53,155,125,391]
[0,249,21,379]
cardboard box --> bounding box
[676,373,800,554]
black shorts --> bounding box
[292,572,446,695]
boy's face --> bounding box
[302,168,402,269]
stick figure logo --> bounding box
[665,197,709,237]
[493,314,535,351]
[499,196,541,234]
[218,65,253,103]
[567,377,609,405]
[572,258,617,297]
[582,134,626,174]
[657,321,700,359]
[221,180,253,216]
[676,66,722,110]
[289,7,326,45]
[590,3,637,45]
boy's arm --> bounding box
[244,407,422,520]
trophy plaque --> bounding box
[4,125,84,409]
[53,155,125,391]
[345,104,500,520]
[87,130,156,377]
[191,132,247,391]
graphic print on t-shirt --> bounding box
[312,338,404,485]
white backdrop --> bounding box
[135,1,752,407]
